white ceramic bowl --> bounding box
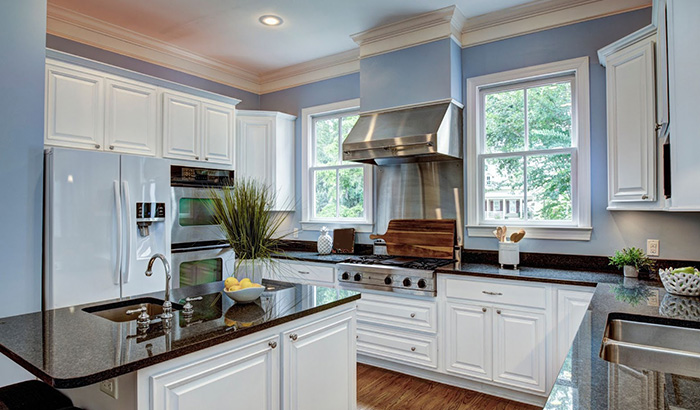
[659,268,700,297]
[223,286,266,303]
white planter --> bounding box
[498,242,520,269]
[623,265,639,278]
[235,259,267,284]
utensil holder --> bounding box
[499,242,519,269]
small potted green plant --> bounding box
[609,247,655,278]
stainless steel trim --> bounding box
[343,141,434,154]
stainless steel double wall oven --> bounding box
[170,166,235,288]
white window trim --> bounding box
[466,57,592,241]
[300,98,374,233]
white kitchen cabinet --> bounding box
[492,308,546,393]
[357,324,438,370]
[236,111,296,211]
[202,101,234,165]
[601,34,659,208]
[356,292,437,334]
[445,301,492,380]
[283,310,356,410]
[162,91,201,161]
[555,287,594,371]
[666,0,700,210]
[45,61,105,150]
[265,259,335,286]
[145,335,280,410]
[105,77,158,156]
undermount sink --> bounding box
[83,297,183,323]
[600,317,700,377]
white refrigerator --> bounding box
[44,147,171,309]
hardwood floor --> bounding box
[357,364,540,410]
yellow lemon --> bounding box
[240,278,252,285]
[224,277,239,288]
[252,283,263,288]
[240,281,253,289]
[224,318,236,327]
[229,285,242,292]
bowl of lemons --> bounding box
[222,277,266,304]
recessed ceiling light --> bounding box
[259,15,283,26]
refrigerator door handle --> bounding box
[113,180,122,285]
[122,180,132,284]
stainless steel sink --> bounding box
[600,317,700,377]
[83,297,182,323]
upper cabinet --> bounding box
[600,0,700,211]
[236,111,296,211]
[45,56,239,166]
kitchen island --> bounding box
[0,279,360,410]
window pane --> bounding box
[484,157,524,221]
[527,82,572,150]
[339,167,364,218]
[315,118,339,166]
[341,115,360,165]
[527,153,572,221]
[484,89,525,153]
[314,169,337,218]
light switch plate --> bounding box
[647,239,660,257]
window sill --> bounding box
[466,225,592,241]
[300,221,374,233]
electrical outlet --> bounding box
[100,378,118,399]
[647,239,660,257]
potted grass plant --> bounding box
[210,178,288,284]
[609,247,655,278]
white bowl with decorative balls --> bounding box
[659,267,700,297]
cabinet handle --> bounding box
[298,271,310,275]
[195,156,199,160]
[410,313,416,318]
[109,145,114,150]
[410,347,416,352]
[268,341,277,349]
[655,123,663,132]
[289,334,298,341]
[497,310,502,314]
[482,307,487,313]
[642,195,649,200]
[205,157,209,161]
[482,291,502,296]
[95,144,101,149]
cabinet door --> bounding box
[606,37,657,205]
[45,63,104,150]
[104,77,157,156]
[163,92,200,161]
[493,308,546,393]
[236,116,273,184]
[556,288,593,371]
[146,336,280,410]
[202,102,234,165]
[283,311,356,410]
[444,301,492,380]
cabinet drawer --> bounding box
[445,277,547,309]
[357,325,437,370]
[271,261,335,284]
[356,293,437,334]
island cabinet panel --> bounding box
[444,301,493,380]
[283,311,356,410]
[145,335,280,410]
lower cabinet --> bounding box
[283,310,356,410]
[147,336,280,410]
[137,306,356,410]
[445,302,492,380]
[556,287,595,370]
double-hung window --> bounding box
[466,58,592,240]
[301,99,373,231]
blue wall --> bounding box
[462,8,700,260]
[259,74,361,242]
[46,35,261,110]
[0,0,47,385]
[360,38,461,112]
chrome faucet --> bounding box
[146,254,173,326]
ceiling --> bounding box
[48,0,535,74]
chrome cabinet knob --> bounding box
[95,144,101,149]
[410,313,416,318]
[269,341,277,349]
[410,347,416,352]
[289,333,298,341]
[497,310,502,314]
[205,157,209,161]
[109,145,114,150]
[642,194,649,200]
[482,307,487,313]
[195,156,199,160]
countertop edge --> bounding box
[435,268,600,287]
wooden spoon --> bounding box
[496,226,504,242]
[510,229,526,243]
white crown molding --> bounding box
[461,0,651,48]
[350,5,467,59]
[46,3,262,93]
[259,49,360,94]
[597,23,656,66]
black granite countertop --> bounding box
[437,264,630,287]
[0,280,359,389]
[544,276,700,409]
[272,250,354,264]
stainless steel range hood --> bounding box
[342,101,463,165]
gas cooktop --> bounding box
[342,255,456,270]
